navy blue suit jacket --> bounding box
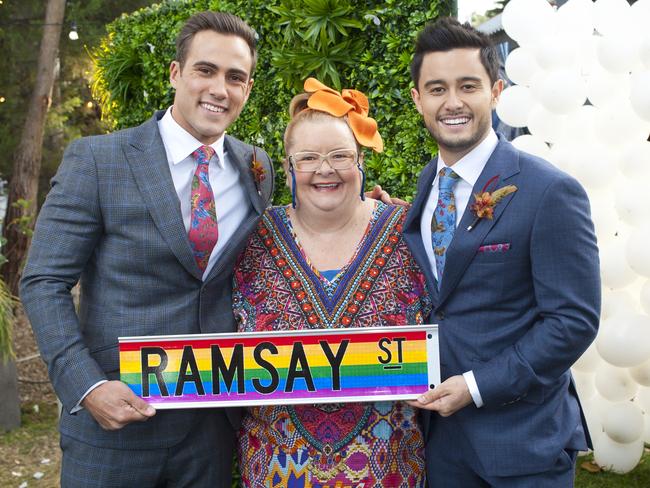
[404,135,600,477]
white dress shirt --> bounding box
[420,129,499,408]
[73,108,251,413]
[158,107,250,280]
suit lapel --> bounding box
[437,139,521,305]
[201,136,266,284]
[125,112,203,280]
[225,136,265,215]
[404,157,440,301]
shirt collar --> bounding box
[158,107,226,168]
[435,129,498,187]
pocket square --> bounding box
[477,243,511,253]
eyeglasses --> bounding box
[289,149,358,172]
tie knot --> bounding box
[192,145,215,165]
[438,167,459,192]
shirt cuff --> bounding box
[463,371,484,408]
[70,380,108,414]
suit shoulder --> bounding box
[515,146,580,187]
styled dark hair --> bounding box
[410,17,499,89]
[175,11,258,74]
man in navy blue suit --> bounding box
[404,18,600,487]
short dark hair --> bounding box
[410,17,499,89]
[175,11,258,74]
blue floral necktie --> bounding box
[431,167,460,287]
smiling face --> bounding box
[411,48,503,165]
[285,116,363,213]
[169,30,253,144]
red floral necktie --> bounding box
[188,145,218,273]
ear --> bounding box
[169,61,180,88]
[491,79,504,109]
[243,78,254,104]
[411,87,423,115]
[283,159,291,188]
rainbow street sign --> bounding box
[119,325,439,409]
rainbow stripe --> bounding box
[119,325,439,408]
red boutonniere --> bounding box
[251,147,266,193]
[467,175,517,231]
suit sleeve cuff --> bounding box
[70,380,108,414]
[463,371,484,408]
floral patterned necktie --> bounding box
[431,167,460,287]
[188,145,218,273]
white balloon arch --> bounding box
[497,0,650,474]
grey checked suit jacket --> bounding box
[404,135,600,477]
[20,111,274,451]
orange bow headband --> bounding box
[304,78,384,153]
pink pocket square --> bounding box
[477,243,511,253]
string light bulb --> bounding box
[69,22,78,41]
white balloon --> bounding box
[591,199,624,242]
[502,0,556,47]
[585,69,630,108]
[547,142,575,173]
[569,142,615,190]
[626,226,650,278]
[597,32,641,74]
[617,141,650,180]
[505,47,541,86]
[639,34,650,69]
[577,35,600,77]
[636,386,650,412]
[603,401,644,443]
[573,343,603,373]
[629,70,650,122]
[630,0,650,38]
[600,242,637,290]
[556,0,595,40]
[561,105,598,140]
[593,0,631,37]
[511,135,550,160]
[594,102,650,145]
[595,363,638,401]
[526,105,567,143]
[641,280,650,316]
[644,411,650,443]
[537,69,587,115]
[614,180,647,226]
[496,85,535,128]
[596,313,650,368]
[593,435,644,474]
[601,289,638,320]
[573,370,597,400]
[630,358,650,387]
[532,35,578,72]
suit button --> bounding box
[436,311,445,320]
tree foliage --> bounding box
[93,0,453,203]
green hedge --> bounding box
[93,0,453,203]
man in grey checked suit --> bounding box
[404,18,600,487]
[20,11,274,487]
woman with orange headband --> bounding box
[232,78,432,487]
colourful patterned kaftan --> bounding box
[233,203,432,488]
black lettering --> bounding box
[285,342,315,392]
[377,338,392,364]
[211,344,245,394]
[141,347,169,397]
[175,345,205,396]
[252,342,279,394]
[394,337,406,363]
[320,340,348,391]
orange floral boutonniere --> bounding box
[251,147,266,193]
[467,175,517,231]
